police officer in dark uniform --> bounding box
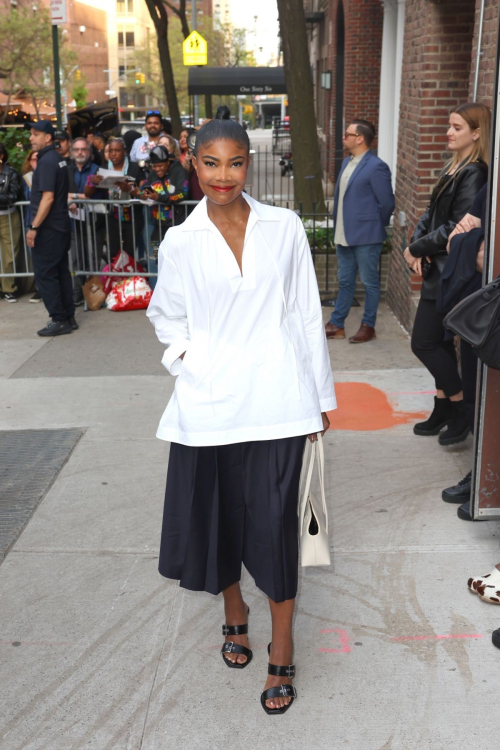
[25,121,76,337]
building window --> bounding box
[118,31,135,48]
[117,0,133,13]
[119,65,126,77]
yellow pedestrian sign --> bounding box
[183,31,208,66]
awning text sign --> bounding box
[51,0,67,24]
[183,31,208,67]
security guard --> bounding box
[26,121,76,337]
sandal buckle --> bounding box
[222,625,229,636]
[222,641,234,653]
[285,666,295,678]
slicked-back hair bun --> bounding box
[215,105,231,120]
[194,105,250,155]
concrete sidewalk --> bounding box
[1,297,499,750]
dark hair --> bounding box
[162,118,173,135]
[194,106,250,155]
[145,110,162,123]
[0,143,8,163]
[351,119,376,147]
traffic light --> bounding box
[75,69,82,81]
[135,72,146,85]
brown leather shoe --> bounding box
[325,322,345,339]
[349,324,376,343]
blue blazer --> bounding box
[333,150,395,246]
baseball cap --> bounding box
[25,121,55,136]
[54,129,71,141]
[150,145,173,163]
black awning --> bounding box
[188,67,287,96]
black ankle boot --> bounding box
[413,397,453,436]
[438,401,470,446]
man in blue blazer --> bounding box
[325,120,395,343]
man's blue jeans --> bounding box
[329,243,383,329]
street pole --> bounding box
[192,0,199,126]
[52,24,63,129]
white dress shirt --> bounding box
[147,193,337,446]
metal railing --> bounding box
[0,197,389,298]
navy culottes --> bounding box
[159,436,307,603]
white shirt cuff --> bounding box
[319,397,337,412]
[161,339,191,376]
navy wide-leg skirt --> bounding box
[159,436,307,603]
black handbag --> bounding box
[443,275,500,369]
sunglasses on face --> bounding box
[146,110,161,117]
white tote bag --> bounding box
[298,435,331,567]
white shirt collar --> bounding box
[179,193,281,232]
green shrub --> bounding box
[0,128,31,173]
[304,219,393,254]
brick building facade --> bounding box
[306,0,500,330]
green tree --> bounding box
[276,0,325,212]
[71,80,89,110]
[0,1,77,122]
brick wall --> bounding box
[469,0,499,104]
[387,0,476,330]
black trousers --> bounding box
[461,339,479,433]
[31,228,74,322]
[159,436,307,604]
[411,298,463,397]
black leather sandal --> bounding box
[260,642,297,715]
[220,606,252,669]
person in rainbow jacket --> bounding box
[139,146,189,243]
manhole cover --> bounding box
[0,428,84,562]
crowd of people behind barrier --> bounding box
[0,110,200,306]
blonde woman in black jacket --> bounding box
[403,102,490,445]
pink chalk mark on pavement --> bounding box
[319,628,352,653]
[391,634,483,642]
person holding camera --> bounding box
[404,102,490,446]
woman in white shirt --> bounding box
[147,106,336,714]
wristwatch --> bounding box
[73,193,79,199]
[28,224,38,231]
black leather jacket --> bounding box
[409,160,488,299]
[0,163,22,209]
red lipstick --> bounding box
[212,185,233,193]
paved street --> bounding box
[1,297,500,749]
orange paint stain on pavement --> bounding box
[326,382,428,432]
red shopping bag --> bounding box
[101,250,145,295]
[105,276,152,311]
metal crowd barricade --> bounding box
[0,196,346,297]
[0,199,201,288]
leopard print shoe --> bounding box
[468,566,500,604]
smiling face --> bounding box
[447,112,478,156]
[193,138,250,206]
[145,116,162,137]
[151,160,169,179]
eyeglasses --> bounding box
[344,131,360,139]
[73,147,89,152]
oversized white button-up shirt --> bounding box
[147,193,337,446]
